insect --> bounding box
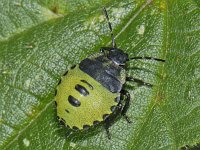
[55,7,165,139]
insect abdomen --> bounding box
[55,66,119,129]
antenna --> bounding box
[103,7,116,48]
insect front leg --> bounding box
[100,47,113,54]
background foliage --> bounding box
[0,0,200,149]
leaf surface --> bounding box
[0,0,200,150]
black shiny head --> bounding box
[107,48,128,65]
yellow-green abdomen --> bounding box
[55,65,119,130]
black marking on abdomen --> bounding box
[58,79,61,85]
[93,120,100,125]
[103,114,109,120]
[83,125,90,130]
[63,70,68,76]
[80,80,93,90]
[61,118,66,123]
[65,109,70,113]
[72,126,79,130]
[71,65,76,69]
[115,96,120,103]
[111,106,116,112]
[68,95,81,107]
[60,118,66,126]
[75,84,89,96]
[55,89,57,96]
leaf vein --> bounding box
[2,101,53,150]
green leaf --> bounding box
[0,0,199,150]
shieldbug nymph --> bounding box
[55,7,165,139]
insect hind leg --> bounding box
[119,90,132,123]
[103,90,131,139]
[126,77,153,87]
[104,118,111,139]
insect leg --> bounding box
[126,77,153,87]
[120,90,132,123]
[100,47,113,56]
[103,7,116,48]
[104,117,111,139]
[128,56,165,62]
[100,47,113,52]
[104,90,131,139]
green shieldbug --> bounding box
[55,7,165,139]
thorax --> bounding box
[79,52,126,93]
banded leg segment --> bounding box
[120,90,132,123]
[128,56,165,62]
[126,77,153,87]
[104,90,132,139]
